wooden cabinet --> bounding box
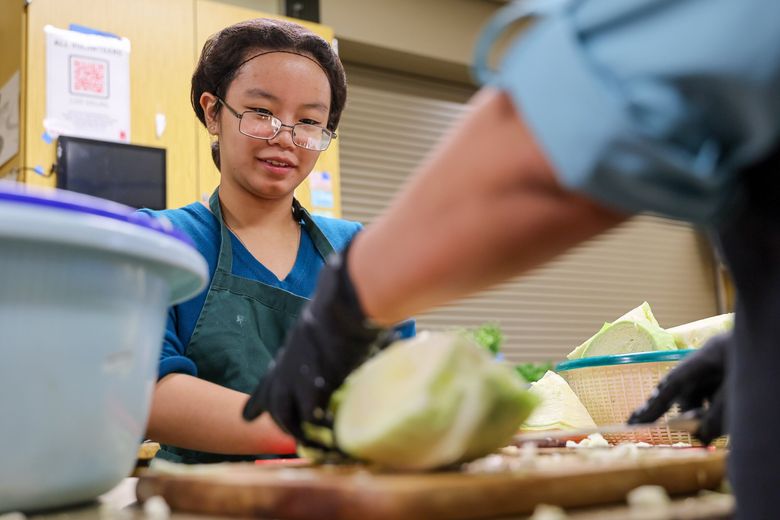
[0,0,25,182]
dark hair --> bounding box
[191,18,347,169]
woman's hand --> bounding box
[147,373,297,455]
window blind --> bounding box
[339,64,718,363]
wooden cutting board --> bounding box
[136,449,726,520]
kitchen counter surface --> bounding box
[14,477,734,520]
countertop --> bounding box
[13,478,735,520]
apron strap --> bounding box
[209,189,338,275]
[293,198,337,260]
[209,189,234,274]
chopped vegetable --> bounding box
[333,331,538,470]
[521,371,596,431]
[667,313,734,349]
[626,485,671,513]
[516,362,553,383]
[464,322,504,356]
[565,433,609,448]
[529,504,569,520]
[301,422,335,449]
[143,496,171,520]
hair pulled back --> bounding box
[191,18,347,169]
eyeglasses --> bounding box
[216,96,336,151]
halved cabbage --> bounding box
[667,313,734,349]
[333,331,538,470]
[580,320,676,357]
[521,371,596,431]
[567,302,675,359]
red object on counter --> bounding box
[254,458,308,466]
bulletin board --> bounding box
[22,0,199,208]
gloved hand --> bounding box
[242,244,388,447]
[627,332,731,445]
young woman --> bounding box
[142,18,412,463]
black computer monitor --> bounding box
[56,136,167,210]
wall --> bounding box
[0,0,25,180]
[210,0,279,12]
[322,0,501,84]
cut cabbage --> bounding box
[566,322,610,360]
[580,321,676,357]
[667,313,734,349]
[333,331,538,470]
[566,433,609,448]
[521,371,596,431]
[567,302,675,359]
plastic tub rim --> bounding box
[0,180,192,245]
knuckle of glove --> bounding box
[695,389,726,445]
[257,377,307,442]
[695,414,724,445]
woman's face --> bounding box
[207,51,331,201]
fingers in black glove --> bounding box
[695,385,727,445]
[628,332,731,428]
[243,357,306,441]
[242,241,388,447]
[627,375,683,426]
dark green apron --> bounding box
[158,189,335,463]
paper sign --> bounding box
[309,170,335,211]
[311,189,334,208]
[0,71,20,168]
[44,25,131,142]
[310,170,333,191]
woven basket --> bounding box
[556,350,728,447]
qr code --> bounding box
[69,56,109,98]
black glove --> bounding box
[242,245,388,447]
[627,332,731,445]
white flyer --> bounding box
[0,70,20,168]
[44,25,131,142]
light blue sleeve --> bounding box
[474,0,780,224]
[137,207,201,380]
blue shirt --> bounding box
[474,0,780,224]
[140,202,414,379]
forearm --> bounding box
[146,373,296,455]
[350,88,627,324]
